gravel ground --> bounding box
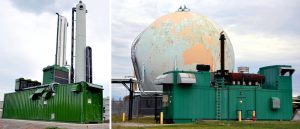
[0,119,109,129]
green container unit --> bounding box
[43,65,69,85]
[162,71,216,123]
[160,65,294,123]
[2,82,103,123]
[257,65,294,120]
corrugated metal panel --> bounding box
[162,65,293,123]
[2,82,103,123]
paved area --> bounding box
[0,119,109,129]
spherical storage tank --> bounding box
[132,10,235,91]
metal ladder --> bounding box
[215,79,223,120]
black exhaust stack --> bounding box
[86,46,92,83]
[219,31,226,77]
[70,7,76,83]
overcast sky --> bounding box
[112,0,300,99]
[0,0,299,101]
[0,0,110,101]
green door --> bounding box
[241,97,248,119]
[238,96,254,120]
[236,96,248,120]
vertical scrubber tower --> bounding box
[75,1,87,82]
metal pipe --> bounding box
[55,13,60,65]
[22,83,59,90]
[155,93,158,123]
[131,31,146,91]
[219,31,226,77]
[70,7,76,83]
[85,46,92,83]
[128,82,133,120]
[90,47,92,83]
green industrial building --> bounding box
[151,32,296,124]
[2,65,104,123]
[3,81,103,123]
[2,1,104,124]
[156,65,295,123]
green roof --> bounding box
[259,65,292,70]
[86,82,103,90]
[42,65,69,72]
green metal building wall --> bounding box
[2,82,103,123]
[162,65,293,123]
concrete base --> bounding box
[0,119,109,129]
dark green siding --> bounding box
[2,82,103,123]
[162,65,294,123]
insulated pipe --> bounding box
[22,83,59,90]
[219,31,226,77]
[131,31,144,91]
[55,13,60,65]
[55,13,68,67]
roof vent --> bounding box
[177,5,190,12]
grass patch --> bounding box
[113,121,300,129]
[112,114,123,123]
[112,114,156,124]
[45,127,65,129]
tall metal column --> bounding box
[128,79,133,120]
[70,7,75,83]
[154,93,158,123]
[219,31,226,77]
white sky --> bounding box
[111,0,300,99]
[0,0,110,100]
[0,0,299,101]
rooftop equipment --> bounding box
[238,67,249,73]
[42,65,69,85]
[15,78,41,91]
